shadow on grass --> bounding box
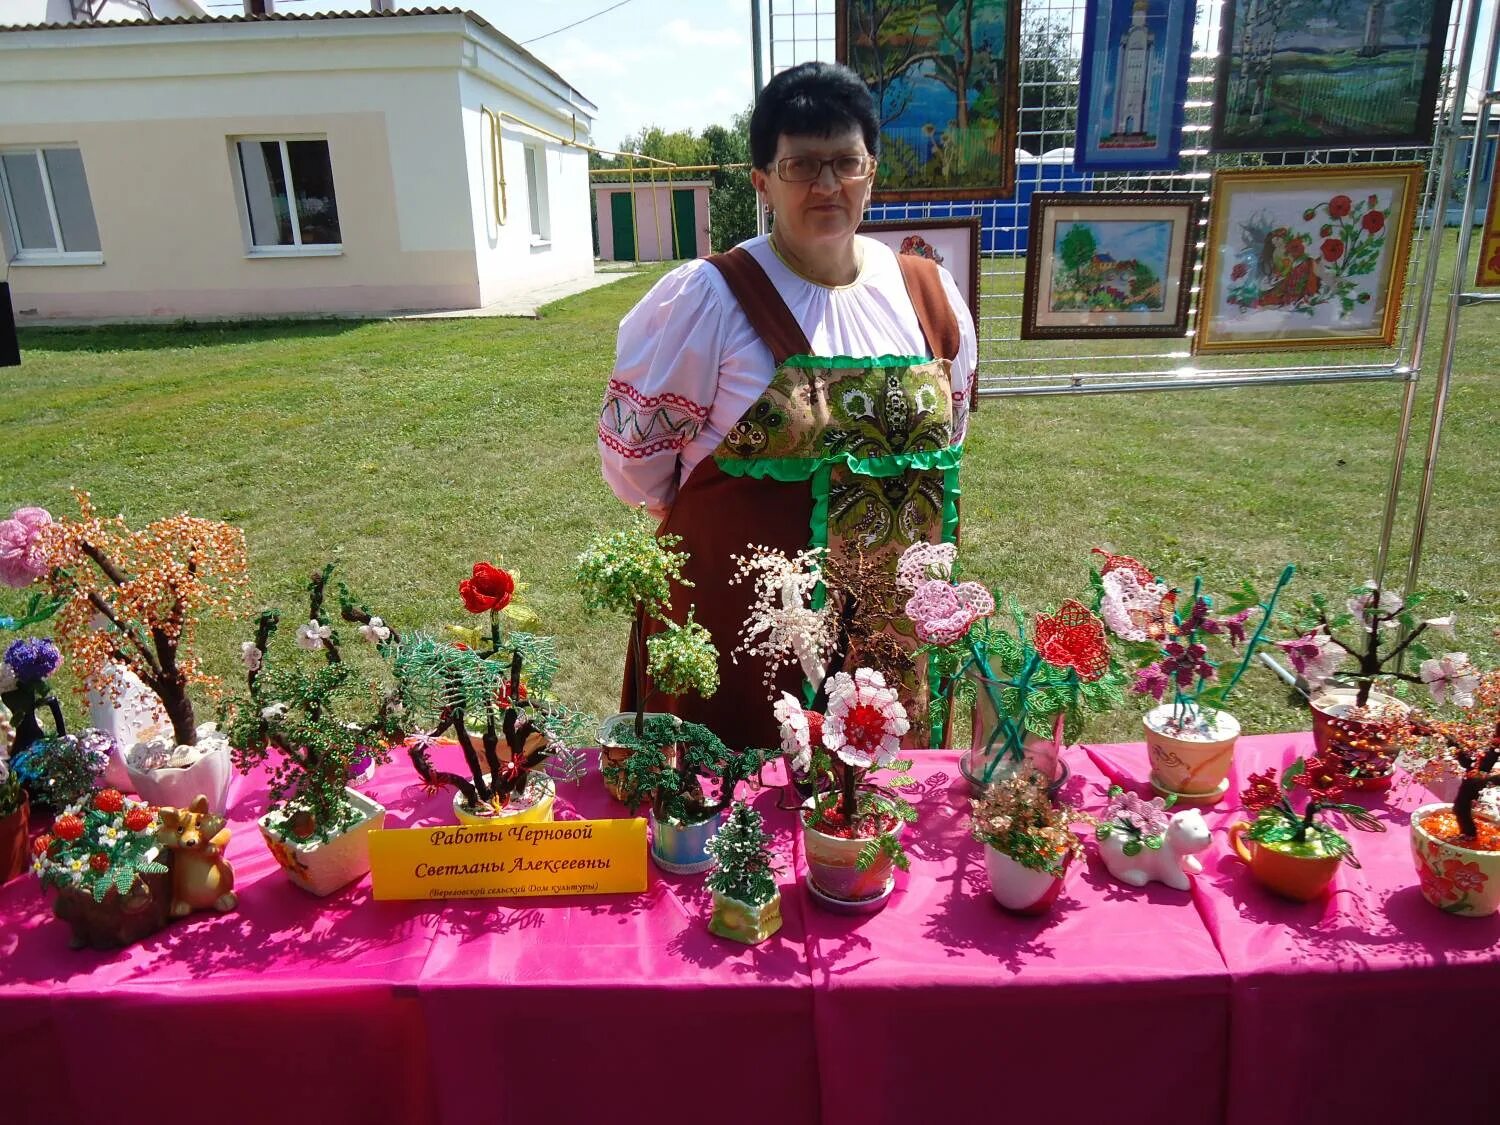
[17,317,379,354]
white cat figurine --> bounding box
[1098,809,1212,892]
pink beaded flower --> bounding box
[0,506,52,588]
[905,578,995,646]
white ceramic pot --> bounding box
[258,787,387,898]
[88,663,170,791]
[124,725,233,813]
[983,843,1067,914]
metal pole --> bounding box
[1370,2,1482,590]
[752,0,767,239]
[1401,4,1499,599]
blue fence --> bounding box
[867,156,1094,255]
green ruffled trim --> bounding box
[942,462,961,545]
[779,354,932,369]
[803,462,833,709]
[716,444,962,482]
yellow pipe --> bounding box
[590,163,749,176]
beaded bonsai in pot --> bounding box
[574,510,697,798]
[777,666,919,913]
[1099,551,1295,804]
[1229,757,1385,902]
[969,767,1087,915]
[1387,669,1500,916]
[901,542,1129,794]
[705,799,783,944]
[608,710,773,875]
[1276,581,1470,788]
[225,565,399,897]
[30,788,173,949]
[32,492,249,812]
[392,562,591,826]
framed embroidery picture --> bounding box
[1211,0,1455,152]
[1476,168,1500,287]
[1021,193,1199,340]
[1075,0,1196,172]
[837,0,1021,201]
[859,217,981,326]
[1195,164,1422,354]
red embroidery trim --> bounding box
[606,379,710,420]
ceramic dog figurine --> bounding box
[156,795,238,917]
[1098,808,1212,891]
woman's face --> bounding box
[751,126,875,252]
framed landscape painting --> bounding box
[1195,164,1423,354]
[859,216,981,326]
[837,0,1020,201]
[1211,0,1455,152]
[1022,193,1199,340]
[1075,0,1196,172]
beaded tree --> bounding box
[225,564,399,841]
[1390,670,1500,842]
[36,492,248,749]
[391,561,590,816]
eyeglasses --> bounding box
[772,154,877,183]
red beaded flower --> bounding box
[1033,600,1110,681]
[93,788,124,814]
[53,814,85,842]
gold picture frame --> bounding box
[1196,164,1423,354]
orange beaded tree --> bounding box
[35,492,249,749]
[1390,670,1500,842]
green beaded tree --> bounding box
[705,800,779,907]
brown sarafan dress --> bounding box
[622,245,964,751]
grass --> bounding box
[3,231,1495,745]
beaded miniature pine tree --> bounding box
[705,800,778,908]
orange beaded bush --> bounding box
[34,492,249,748]
[1389,671,1500,844]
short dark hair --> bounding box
[749,62,879,169]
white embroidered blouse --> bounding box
[598,234,979,518]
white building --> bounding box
[0,4,598,320]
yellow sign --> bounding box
[368,818,648,901]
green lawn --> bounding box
[3,231,1495,744]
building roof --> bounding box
[0,7,596,113]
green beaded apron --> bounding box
[622,245,964,750]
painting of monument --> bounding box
[1211,0,1454,151]
[1077,0,1196,171]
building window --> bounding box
[235,138,341,251]
[523,143,549,242]
[0,146,102,261]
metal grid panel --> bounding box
[765,0,1466,398]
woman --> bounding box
[598,61,978,749]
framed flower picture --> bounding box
[837,0,1021,201]
[1477,169,1500,288]
[1210,0,1454,152]
[1021,193,1199,340]
[1075,0,1196,173]
[1195,165,1423,354]
[858,217,980,327]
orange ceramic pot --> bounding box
[0,794,29,885]
[1309,689,1409,790]
[1230,821,1342,902]
[1144,705,1240,803]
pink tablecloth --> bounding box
[2,735,1497,1125]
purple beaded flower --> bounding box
[4,636,62,684]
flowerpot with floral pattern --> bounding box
[1309,689,1409,791]
[1410,802,1500,917]
[0,793,29,884]
[258,787,386,897]
[1144,704,1240,803]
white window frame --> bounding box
[231,134,343,258]
[0,145,104,266]
[523,142,551,247]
